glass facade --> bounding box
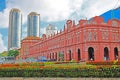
[8,8,22,50]
[27,12,40,37]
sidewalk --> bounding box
[0,78,119,80]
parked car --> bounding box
[37,56,47,62]
[0,60,4,64]
[0,57,5,64]
[48,59,56,62]
[37,59,47,62]
[25,58,37,62]
[4,56,15,64]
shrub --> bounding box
[30,62,44,66]
[86,61,120,65]
[44,62,55,65]
[0,66,120,77]
[54,61,69,64]
[113,60,118,65]
[69,59,76,63]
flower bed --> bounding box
[0,66,120,77]
[0,62,120,77]
[86,61,120,65]
[0,62,44,68]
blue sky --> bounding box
[0,0,120,53]
[101,8,120,22]
[0,0,5,11]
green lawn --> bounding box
[44,62,96,68]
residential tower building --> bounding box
[8,8,22,50]
[27,12,40,37]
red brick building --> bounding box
[18,16,120,62]
[17,37,40,60]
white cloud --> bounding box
[0,0,120,28]
[40,27,46,35]
[78,0,120,19]
[0,33,7,53]
[0,8,10,28]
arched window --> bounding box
[112,20,118,27]
[88,31,92,41]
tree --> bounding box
[0,53,2,57]
[0,51,8,57]
[8,50,19,57]
[1,51,8,57]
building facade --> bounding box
[8,8,22,50]
[19,16,120,62]
[17,37,40,60]
[27,12,40,37]
[46,24,57,37]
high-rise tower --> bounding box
[27,12,40,37]
[8,8,22,50]
[46,24,57,37]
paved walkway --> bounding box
[0,78,119,80]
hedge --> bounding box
[86,61,120,65]
[0,67,120,77]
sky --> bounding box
[0,0,120,53]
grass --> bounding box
[44,62,96,68]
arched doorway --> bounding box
[61,51,64,61]
[50,53,51,59]
[52,53,54,59]
[104,47,109,61]
[46,54,48,60]
[58,51,64,61]
[55,52,57,61]
[78,49,81,61]
[88,47,94,61]
[114,47,118,60]
[69,50,72,61]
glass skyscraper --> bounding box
[27,12,40,37]
[8,8,22,50]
